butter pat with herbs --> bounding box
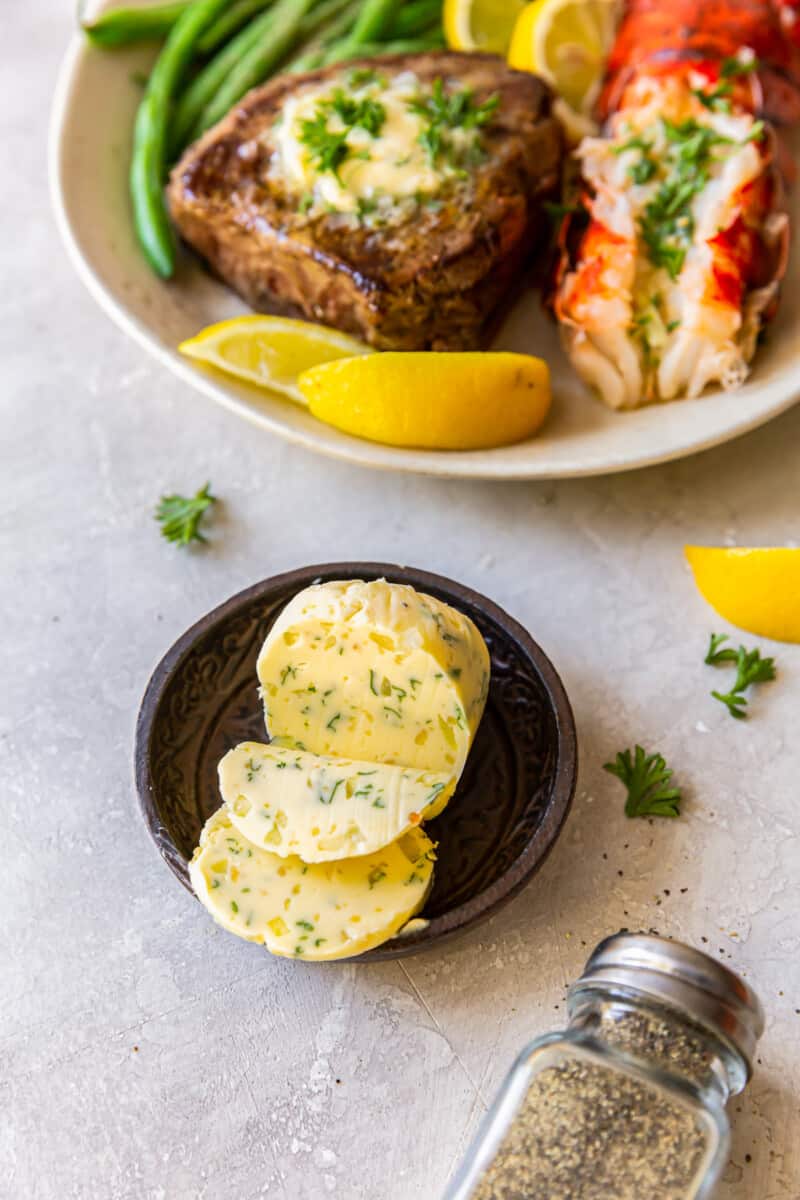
[270,69,498,225]
[189,809,436,960]
[257,579,490,777]
[220,740,455,862]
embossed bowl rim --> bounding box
[134,563,578,959]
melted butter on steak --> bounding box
[168,52,564,350]
[268,67,498,225]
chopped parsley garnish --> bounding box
[244,758,262,782]
[543,200,579,224]
[320,778,343,805]
[705,633,776,719]
[614,133,658,184]
[299,89,386,182]
[603,745,682,819]
[629,155,658,185]
[368,867,387,889]
[692,55,759,112]
[637,118,736,279]
[348,67,381,88]
[410,77,499,167]
[424,782,446,806]
[155,482,216,547]
[356,195,379,219]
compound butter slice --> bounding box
[189,808,436,961]
[257,579,490,777]
[220,741,455,862]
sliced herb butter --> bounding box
[257,579,490,778]
[189,809,435,960]
[270,68,499,223]
[220,741,455,862]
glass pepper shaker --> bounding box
[446,932,764,1200]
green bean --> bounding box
[196,0,273,54]
[388,0,442,39]
[130,0,231,277]
[171,5,275,153]
[335,0,395,56]
[192,0,315,137]
[298,0,359,42]
[323,31,445,64]
[83,1,190,47]
[283,0,358,72]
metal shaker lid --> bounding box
[568,932,765,1074]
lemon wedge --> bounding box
[444,0,528,52]
[685,546,800,644]
[178,316,372,403]
[297,352,551,450]
[508,0,619,120]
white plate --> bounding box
[49,12,800,479]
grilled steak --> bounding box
[168,52,563,350]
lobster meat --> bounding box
[554,0,797,409]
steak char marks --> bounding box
[168,52,563,350]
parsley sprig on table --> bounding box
[603,745,682,819]
[155,482,216,546]
[705,633,776,719]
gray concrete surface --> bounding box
[2,3,800,1197]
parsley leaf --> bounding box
[720,54,759,79]
[299,89,386,182]
[706,634,776,719]
[705,632,740,665]
[410,78,499,167]
[544,200,579,223]
[637,117,736,279]
[155,482,216,547]
[691,55,759,112]
[603,745,682,819]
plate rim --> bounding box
[49,14,800,479]
[133,562,578,960]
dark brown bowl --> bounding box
[134,563,577,959]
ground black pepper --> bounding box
[449,935,764,1200]
[472,1054,709,1200]
[472,1007,715,1200]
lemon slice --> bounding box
[444,0,528,52]
[685,546,800,644]
[508,0,619,116]
[178,316,373,403]
[297,352,551,450]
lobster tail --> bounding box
[553,0,794,410]
[599,0,800,124]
